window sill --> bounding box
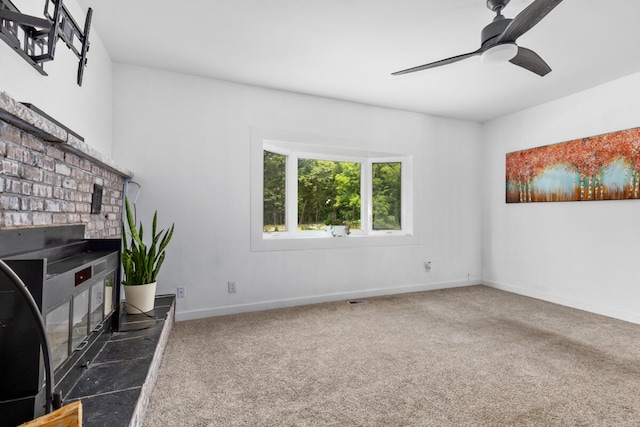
[251,233,418,252]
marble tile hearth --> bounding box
[65,295,175,427]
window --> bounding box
[297,158,361,231]
[372,162,401,230]
[252,128,414,251]
[262,148,409,236]
[263,151,287,232]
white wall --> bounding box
[482,72,640,324]
[0,1,113,155]
[112,64,483,321]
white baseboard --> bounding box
[483,279,640,325]
[175,280,479,322]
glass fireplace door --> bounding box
[45,302,71,370]
[71,289,90,351]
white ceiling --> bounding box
[77,0,640,122]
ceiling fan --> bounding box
[392,0,564,77]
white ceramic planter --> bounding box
[122,281,157,314]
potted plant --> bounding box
[121,197,174,313]
[324,216,350,237]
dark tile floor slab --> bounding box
[111,319,165,341]
[68,388,141,427]
[94,331,163,363]
[67,356,153,398]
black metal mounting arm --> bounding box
[0,0,92,86]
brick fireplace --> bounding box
[0,91,173,427]
[0,91,133,236]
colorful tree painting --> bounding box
[506,127,640,203]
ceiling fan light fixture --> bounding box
[481,43,518,64]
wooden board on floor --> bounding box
[19,401,82,427]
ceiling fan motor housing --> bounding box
[481,17,512,44]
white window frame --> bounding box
[252,128,416,251]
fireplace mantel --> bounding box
[0,91,132,178]
[0,91,131,236]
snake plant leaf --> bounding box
[151,251,166,282]
[125,198,144,249]
[157,224,174,254]
[152,211,158,242]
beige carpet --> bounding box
[143,286,640,426]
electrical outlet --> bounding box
[424,261,432,272]
[228,281,237,293]
[177,286,186,298]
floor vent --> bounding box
[348,300,368,305]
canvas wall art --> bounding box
[506,127,640,203]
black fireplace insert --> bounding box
[0,225,121,426]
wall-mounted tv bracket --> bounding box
[0,0,92,86]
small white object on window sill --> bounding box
[326,225,350,237]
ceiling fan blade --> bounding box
[497,0,564,43]
[392,49,482,76]
[509,46,552,76]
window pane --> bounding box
[263,151,287,232]
[372,162,402,230]
[298,159,361,230]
